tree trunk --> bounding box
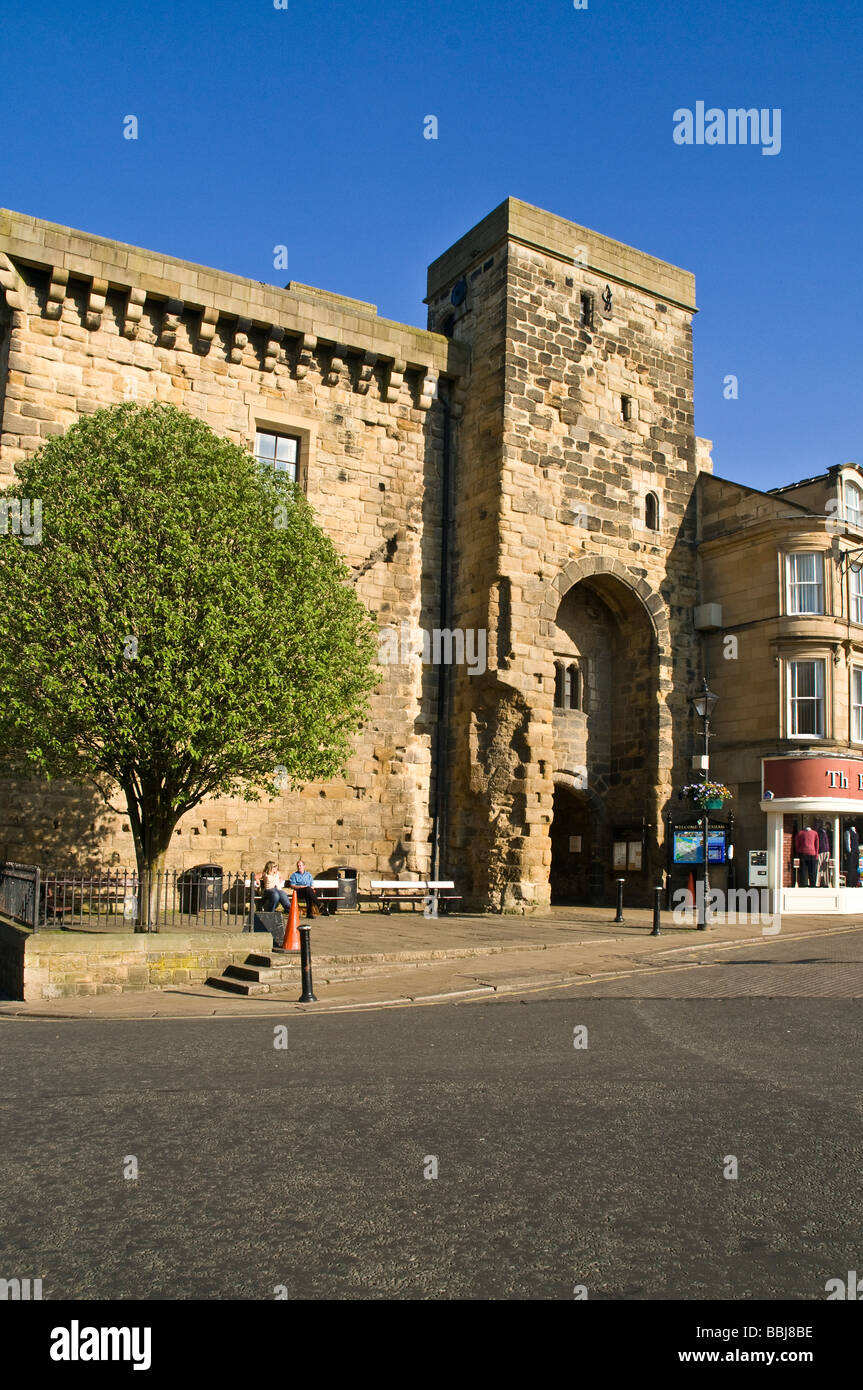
[137,850,170,933]
[121,784,177,933]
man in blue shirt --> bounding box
[288,859,319,917]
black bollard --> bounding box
[613,878,625,924]
[651,885,662,936]
[298,924,318,1003]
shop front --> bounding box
[761,755,863,913]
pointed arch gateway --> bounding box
[540,557,672,905]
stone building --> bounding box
[698,463,863,912]
[0,197,717,910]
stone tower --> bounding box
[426,200,710,910]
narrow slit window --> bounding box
[645,492,659,531]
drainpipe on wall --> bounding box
[430,384,453,883]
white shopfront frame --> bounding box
[761,784,863,914]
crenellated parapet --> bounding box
[0,209,468,406]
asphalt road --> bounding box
[1,928,861,1300]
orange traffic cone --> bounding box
[284,889,301,952]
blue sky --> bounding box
[2,0,860,490]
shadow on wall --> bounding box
[0,776,118,869]
[387,839,410,875]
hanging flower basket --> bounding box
[682,781,732,812]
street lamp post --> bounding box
[690,681,719,930]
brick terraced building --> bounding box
[1,198,854,912]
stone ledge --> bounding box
[0,923,268,1000]
[23,930,253,955]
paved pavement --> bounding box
[3,905,861,1017]
[1,929,861,1299]
[573,931,863,996]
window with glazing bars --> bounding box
[850,564,863,624]
[853,667,863,742]
[788,659,825,737]
[254,430,300,483]
[786,553,824,615]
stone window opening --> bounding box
[579,292,593,329]
[645,491,659,531]
[620,394,633,423]
[785,551,825,616]
[845,481,863,528]
[787,657,826,738]
[254,428,300,484]
[850,564,863,624]
[852,666,863,742]
[554,659,584,712]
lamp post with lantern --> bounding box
[689,681,719,930]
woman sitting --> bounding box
[260,861,291,913]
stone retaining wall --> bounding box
[0,920,261,1000]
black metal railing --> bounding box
[0,862,41,929]
[28,867,260,933]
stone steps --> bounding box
[206,950,299,995]
[207,944,530,996]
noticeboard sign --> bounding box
[673,829,727,865]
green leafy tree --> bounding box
[0,403,379,928]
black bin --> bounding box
[179,864,224,914]
[327,866,358,912]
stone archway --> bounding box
[542,558,670,905]
[539,555,673,771]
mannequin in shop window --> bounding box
[844,823,860,887]
[794,823,820,886]
[815,818,832,886]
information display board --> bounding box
[673,829,727,865]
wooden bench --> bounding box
[311,879,339,915]
[39,884,76,922]
[246,877,340,915]
[369,880,462,914]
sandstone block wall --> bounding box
[12,930,256,1000]
[0,210,467,882]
